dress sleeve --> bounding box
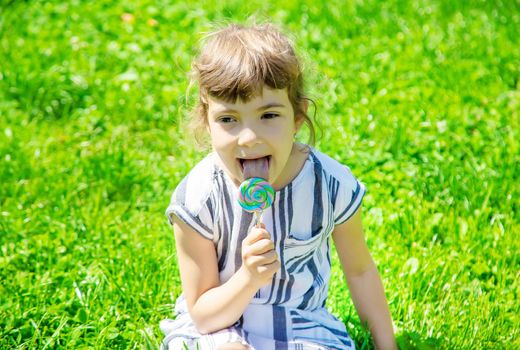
[165,176,215,240]
[333,166,367,225]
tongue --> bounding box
[242,157,269,181]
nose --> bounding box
[237,126,261,147]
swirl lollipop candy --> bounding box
[238,177,275,226]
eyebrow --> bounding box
[256,103,286,111]
[214,103,287,114]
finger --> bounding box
[249,250,278,266]
[243,228,262,246]
[261,250,279,264]
[243,231,263,247]
[258,259,281,274]
[248,238,275,255]
[247,227,271,244]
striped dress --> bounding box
[161,147,366,350]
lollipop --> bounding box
[238,177,275,226]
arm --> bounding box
[173,217,279,334]
[332,207,397,350]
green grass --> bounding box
[1,0,518,348]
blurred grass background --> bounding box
[0,0,518,349]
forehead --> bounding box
[207,87,291,114]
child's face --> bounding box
[206,86,303,189]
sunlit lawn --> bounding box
[1,0,518,349]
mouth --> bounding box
[237,156,271,170]
[237,155,271,180]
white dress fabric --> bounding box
[161,147,366,350]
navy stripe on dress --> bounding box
[217,172,231,270]
[310,153,324,237]
[274,188,289,305]
[281,184,296,304]
[265,199,278,304]
[273,306,288,343]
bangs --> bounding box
[193,24,300,103]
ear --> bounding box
[302,98,309,113]
[294,99,309,133]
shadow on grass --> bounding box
[397,331,443,350]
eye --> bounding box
[262,112,279,119]
[217,116,236,123]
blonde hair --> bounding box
[187,22,316,146]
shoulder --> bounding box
[170,154,218,214]
[165,154,219,237]
[309,148,356,180]
[309,149,366,222]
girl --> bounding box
[161,22,396,350]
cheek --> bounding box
[270,123,294,141]
[210,131,234,155]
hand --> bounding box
[239,223,280,288]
